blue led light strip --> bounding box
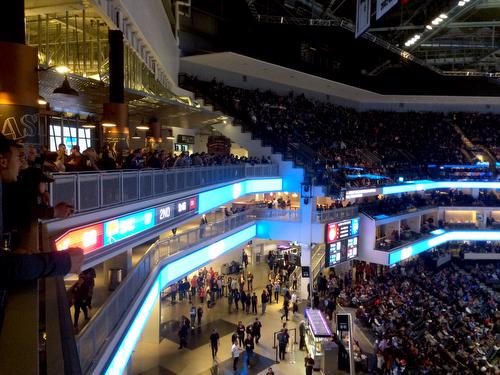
[104,225,257,375]
[389,230,500,265]
[198,178,283,214]
[382,180,500,195]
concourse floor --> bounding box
[131,258,376,375]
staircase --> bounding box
[453,123,497,165]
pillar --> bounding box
[103,249,133,287]
[103,30,129,156]
[299,196,315,300]
[139,295,160,344]
[0,0,40,145]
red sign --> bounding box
[326,223,339,243]
[189,197,197,210]
[55,223,104,255]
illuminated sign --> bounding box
[103,224,257,375]
[155,203,174,223]
[55,223,104,254]
[325,218,360,244]
[177,201,187,214]
[198,178,283,214]
[388,230,500,265]
[104,209,155,245]
[325,217,360,267]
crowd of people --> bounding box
[350,259,499,374]
[183,77,500,185]
[40,143,272,172]
[360,190,500,218]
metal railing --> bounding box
[313,206,358,222]
[249,208,301,221]
[50,164,279,212]
[76,206,298,374]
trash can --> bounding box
[108,268,123,291]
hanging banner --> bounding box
[376,0,398,20]
[355,0,371,38]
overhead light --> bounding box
[53,76,78,96]
[439,13,448,19]
[38,96,47,105]
[426,25,433,30]
[82,115,96,129]
[166,128,175,140]
[136,119,149,131]
[101,121,116,128]
[458,0,465,5]
[54,65,71,74]
[131,131,141,139]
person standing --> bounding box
[251,292,258,314]
[305,354,315,375]
[234,289,240,311]
[277,328,289,361]
[281,298,290,321]
[242,250,249,269]
[190,305,196,328]
[261,290,268,314]
[291,291,299,316]
[274,280,280,303]
[210,328,220,359]
[81,268,96,309]
[247,271,254,291]
[244,334,255,367]
[70,275,90,329]
[266,282,273,304]
[245,293,251,314]
[232,341,240,371]
[237,321,246,347]
[206,287,212,308]
[252,318,262,344]
[178,317,189,349]
[299,320,306,351]
[197,305,203,327]
[292,273,298,290]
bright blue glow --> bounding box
[373,214,389,220]
[198,178,283,214]
[104,280,159,375]
[103,209,155,245]
[351,218,360,236]
[382,180,500,196]
[430,229,445,235]
[389,230,500,265]
[159,225,257,289]
[104,225,257,375]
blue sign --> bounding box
[104,209,155,245]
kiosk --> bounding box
[304,309,334,373]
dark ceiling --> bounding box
[179,0,500,96]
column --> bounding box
[0,0,40,145]
[103,30,129,156]
[471,188,479,199]
[298,196,315,300]
[103,248,133,290]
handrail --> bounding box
[76,207,298,374]
[50,164,279,213]
[313,206,358,222]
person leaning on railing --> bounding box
[0,135,84,330]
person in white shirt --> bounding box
[232,342,240,371]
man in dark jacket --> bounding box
[0,135,83,330]
[252,318,262,344]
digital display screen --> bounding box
[104,209,156,245]
[55,223,104,254]
[325,218,359,267]
[325,217,360,244]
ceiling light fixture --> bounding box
[136,119,150,131]
[131,131,141,139]
[53,76,79,96]
[82,115,96,129]
[38,96,47,105]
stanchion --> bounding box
[275,346,280,363]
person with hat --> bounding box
[0,134,83,330]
